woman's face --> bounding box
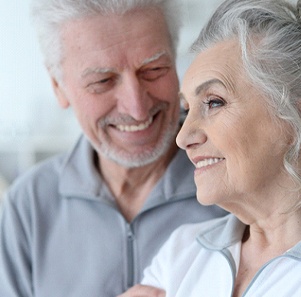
[176,39,292,210]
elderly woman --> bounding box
[119,0,301,296]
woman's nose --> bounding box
[176,111,207,150]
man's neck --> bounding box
[98,143,178,222]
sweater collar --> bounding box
[197,214,301,260]
[196,214,246,250]
[58,135,196,206]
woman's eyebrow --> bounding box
[195,78,226,96]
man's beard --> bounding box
[94,119,178,168]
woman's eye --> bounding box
[203,98,225,109]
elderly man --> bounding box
[0,0,226,296]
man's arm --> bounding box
[0,192,33,297]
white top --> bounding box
[142,214,301,297]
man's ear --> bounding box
[50,77,70,109]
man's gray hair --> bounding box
[31,0,182,82]
[192,0,301,198]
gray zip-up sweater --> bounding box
[0,135,226,297]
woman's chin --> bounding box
[196,194,216,206]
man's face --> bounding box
[52,8,180,168]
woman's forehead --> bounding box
[181,40,245,97]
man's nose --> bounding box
[115,74,152,121]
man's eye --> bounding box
[203,98,225,109]
[86,77,115,94]
[88,77,111,86]
[140,67,169,81]
[98,78,111,84]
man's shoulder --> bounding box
[4,154,65,206]
[7,135,88,198]
[13,153,65,189]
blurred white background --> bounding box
[0,0,223,196]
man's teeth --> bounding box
[116,117,153,132]
[196,158,223,169]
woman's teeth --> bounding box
[196,158,223,168]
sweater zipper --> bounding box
[126,224,135,289]
[218,249,237,297]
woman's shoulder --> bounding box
[142,215,233,289]
[151,215,233,263]
[169,214,232,244]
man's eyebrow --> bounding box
[81,67,116,78]
[81,52,169,77]
[141,51,169,66]
[195,78,226,96]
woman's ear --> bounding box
[50,76,70,109]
